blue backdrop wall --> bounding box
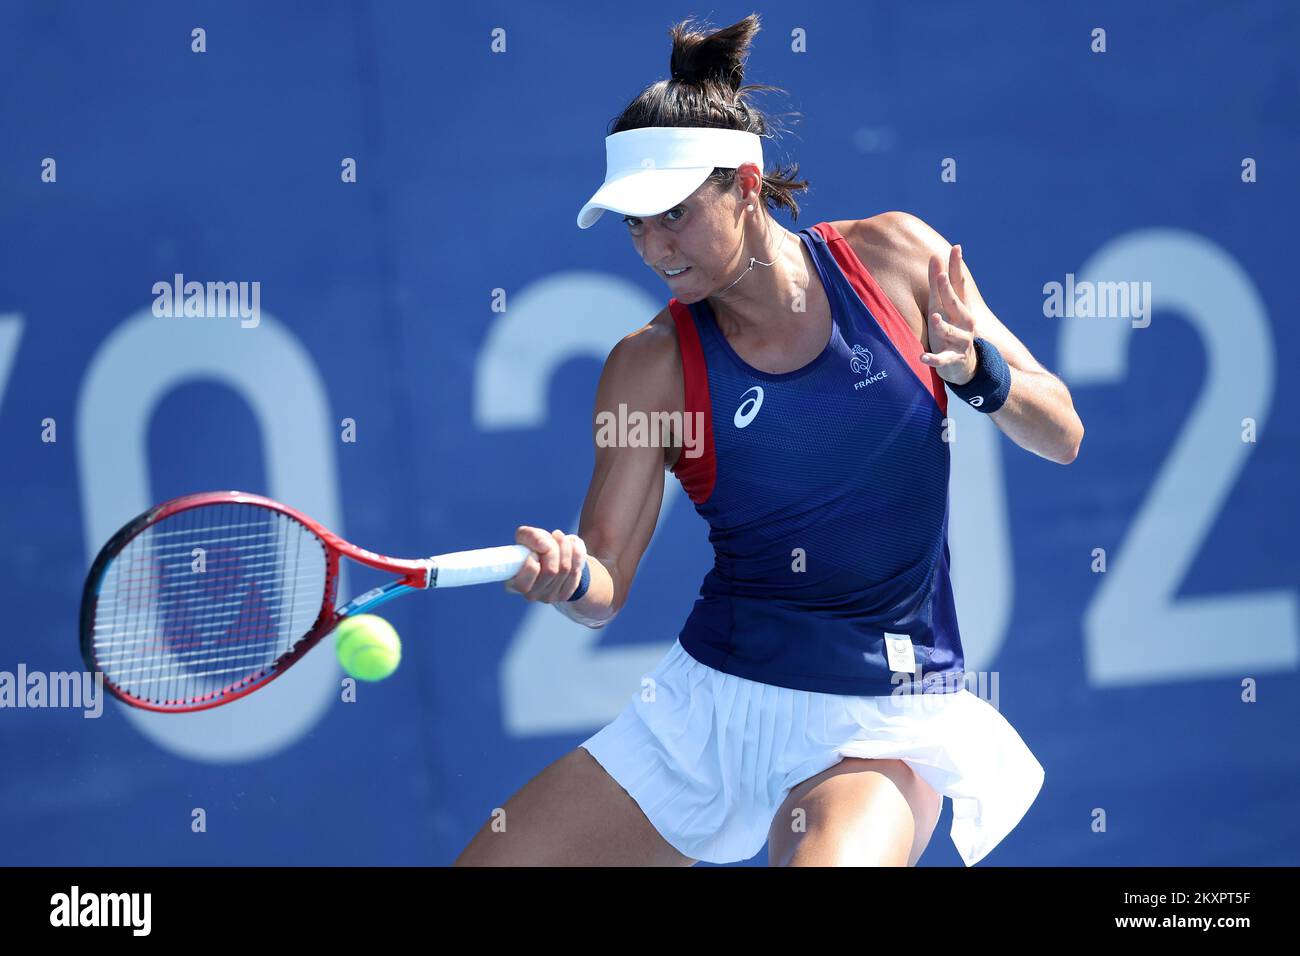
[1,0,1297,865]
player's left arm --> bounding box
[874,211,1084,464]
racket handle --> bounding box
[427,544,591,601]
[428,545,531,588]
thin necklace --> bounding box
[716,220,790,295]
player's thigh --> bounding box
[454,747,697,866]
[767,757,942,867]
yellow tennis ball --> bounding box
[334,614,401,681]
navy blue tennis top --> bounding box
[667,221,964,696]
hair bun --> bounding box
[668,13,760,91]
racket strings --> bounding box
[91,502,327,706]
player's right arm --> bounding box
[505,309,683,627]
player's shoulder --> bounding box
[831,211,950,306]
[597,304,683,410]
[606,305,680,370]
[833,211,948,263]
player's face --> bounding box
[624,180,746,303]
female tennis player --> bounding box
[455,14,1083,867]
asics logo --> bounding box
[734,386,764,428]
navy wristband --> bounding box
[949,337,1011,413]
[566,559,591,602]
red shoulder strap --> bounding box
[666,298,716,504]
[813,222,948,416]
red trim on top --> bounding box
[667,298,716,504]
[812,221,948,416]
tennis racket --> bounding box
[79,490,589,713]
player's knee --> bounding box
[775,758,930,866]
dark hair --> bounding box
[609,13,810,221]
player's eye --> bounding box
[622,207,685,230]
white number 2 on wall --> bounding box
[1059,228,1298,686]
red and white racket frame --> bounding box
[79,490,531,713]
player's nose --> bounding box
[640,227,675,270]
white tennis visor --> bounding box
[576,127,764,229]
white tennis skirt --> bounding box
[579,639,1045,866]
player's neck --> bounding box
[708,223,813,335]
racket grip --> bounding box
[428,544,590,600]
[428,545,531,588]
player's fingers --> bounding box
[510,526,555,600]
[504,552,541,597]
[557,533,587,603]
[533,528,561,591]
[948,244,968,301]
[533,530,573,602]
[514,525,556,556]
[936,304,974,347]
[921,349,965,368]
[938,271,976,331]
[505,526,587,603]
[927,254,944,315]
[927,308,956,345]
[936,269,960,316]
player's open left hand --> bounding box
[921,244,979,387]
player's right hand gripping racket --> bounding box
[79,491,589,713]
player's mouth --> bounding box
[662,266,691,279]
